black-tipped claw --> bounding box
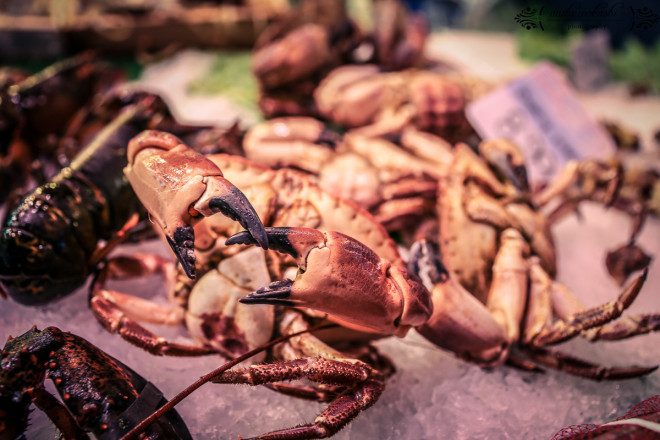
[167,225,196,279]
[509,164,530,192]
[239,279,295,307]
[208,187,269,249]
[226,227,298,258]
[408,239,449,291]
[496,158,529,192]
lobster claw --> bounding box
[125,130,268,279]
[226,227,432,336]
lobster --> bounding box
[0,325,192,440]
[0,100,150,305]
[0,52,123,206]
[0,88,224,305]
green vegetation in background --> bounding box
[609,39,660,94]
[517,31,660,93]
[516,31,571,66]
[187,51,260,115]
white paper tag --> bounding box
[466,61,616,184]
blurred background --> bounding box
[2,0,659,90]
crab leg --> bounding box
[522,257,553,345]
[550,276,660,342]
[485,229,529,345]
[90,254,216,356]
[124,130,268,278]
[266,311,349,402]
[212,358,384,440]
[529,269,649,346]
[242,116,339,174]
[522,347,658,380]
[226,227,433,336]
[586,314,660,341]
[532,158,623,208]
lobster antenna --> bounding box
[120,322,338,440]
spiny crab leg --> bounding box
[226,226,433,337]
[211,358,384,440]
[530,268,649,347]
[521,347,658,380]
[124,130,268,278]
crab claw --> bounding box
[125,130,268,278]
[478,139,529,192]
[226,227,433,336]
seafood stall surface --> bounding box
[2,50,660,439]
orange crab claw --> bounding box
[124,130,268,278]
[227,227,433,336]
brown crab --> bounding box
[91,129,407,357]
[410,141,659,374]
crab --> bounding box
[92,130,659,439]
[90,129,410,358]
[241,130,659,377]
[405,139,660,373]
[246,136,658,380]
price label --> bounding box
[466,62,616,184]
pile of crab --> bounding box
[2,0,660,439]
